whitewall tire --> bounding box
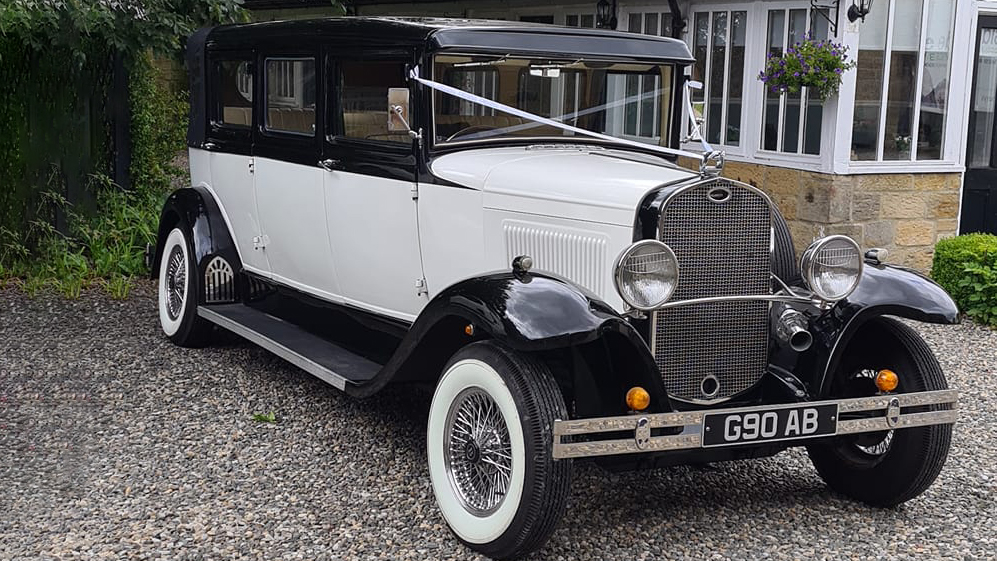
[427,341,571,559]
[157,226,212,347]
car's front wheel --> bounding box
[157,225,213,347]
[807,317,952,507]
[427,341,571,559]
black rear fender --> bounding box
[150,186,242,303]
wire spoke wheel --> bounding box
[444,388,513,516]
[164,246,187,321]
[157,226,212,347]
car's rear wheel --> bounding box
[427,341,571,559]
[158,226,213,347]
[806,317,952,507]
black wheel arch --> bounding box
[355,272,672,415]
[807,262,959,397]
[151,186,242,304]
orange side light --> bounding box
[626,387,651,411]
[875,369,899,392]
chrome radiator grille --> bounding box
[652,179,772,402]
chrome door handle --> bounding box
[319,158,342,171]
[203,142,219,150]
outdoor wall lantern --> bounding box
[596,0,618,30]
[847,0,873,22]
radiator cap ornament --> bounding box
[512,254,533,273]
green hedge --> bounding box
[932,233,997,327]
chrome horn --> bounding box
[775,306,812,352]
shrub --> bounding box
[932,234,997,327]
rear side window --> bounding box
[340,61,410,143]
[213,59,253,128]
[265,58,317,136]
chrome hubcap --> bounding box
[165,245,186,321]
[444,387,513,516]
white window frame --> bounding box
[835,0,972,174]
[658,1,754,158]
[756,5,830,157]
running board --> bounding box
[198,304,381,390]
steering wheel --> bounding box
[446,125,498,142]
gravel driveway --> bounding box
[1,285,994,560]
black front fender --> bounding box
[428,272,641,351]
[360,271,667,411]
[811,263,959,396]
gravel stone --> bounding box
[1,285,994,560]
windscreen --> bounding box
[433,55,675,146]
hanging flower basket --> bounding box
[758,35,856,101]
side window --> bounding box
[213,59,253,128]
[340,61,410,143]
[265,58,316,136]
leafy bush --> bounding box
[0,0,247,298]
[0,56,186,298]
[757,35,856,101]
[932,234,997,327]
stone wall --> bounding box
[681,159,961,272]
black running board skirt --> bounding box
[198,304,381,390]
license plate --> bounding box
[702,404,838,447]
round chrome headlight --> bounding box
[800,235,863,302]
[613,240,679,310]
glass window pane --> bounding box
[810,8,830,41]
[763,10,785,151]
[783,91,801,153]
[726,11,746,146]
[707,11,727,145]
[566,14,578,27]
[693,13,709,103]
[803,97,823,154]
[625,74,639,135]
[644,13,658,36]
[266,58,316,135]
[581,14,594,28]
[851,2,889,160]
[640,75,658,136]
[629,13,642,34]
[341,60,408,142]
[661,14,673,37]
[969,27,997,167]
[884,0,923,160]
[788,9,808,47]
[215,60,253,127]
[917,0,955,160]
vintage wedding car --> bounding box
[151,17,959,559]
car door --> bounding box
[252,51,342,299]
[204,51,270,275]
[322,54,427,322]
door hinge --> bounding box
[252,234,269,250]
[410,183,419,200]
[415,277,428,296]
[248,157,255,174]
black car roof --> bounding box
[203,16,694,63]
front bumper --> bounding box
[552,389,959,459]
